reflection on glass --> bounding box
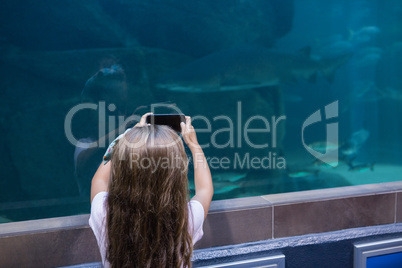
[1,0,401,222]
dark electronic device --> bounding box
[146,114,185,132]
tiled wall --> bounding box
[197,181,402,248]
[0,215,100,267]
[1,181,402,267]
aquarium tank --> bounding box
[1,0,401,222]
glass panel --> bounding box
[1,0,401,222]
[367,252,402,268]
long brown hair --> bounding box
[107,125,192,267]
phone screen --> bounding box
[146,114,185,132]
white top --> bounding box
[89,192,205,268]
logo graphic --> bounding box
[301,101,339,167]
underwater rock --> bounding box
[0,0,294,55]
[82,63,128,115]
[0,0,135,51]
[100,0,294,57]
[1,46,193,90]
[0,0,295,56]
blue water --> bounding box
[1,0,401,222]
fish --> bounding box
[355,47,383,66]
[210,172,247,194]
[340,142,359,156]
[317,27,380,59]
[349,26,381,46]
[212,172,248,183]
[156,46,351,92]
[341,82,382,113]
[348,162,375,172]
[213,184,241,195]
[350,129,370,145]
[189,180,242,195]
[312,158,340,168]
[308,141,341,154]
[189,172,246,195]
[318,40,355,58]
[355,53,382,67]
[341,129,370,156]
[377,87,402,101]
[357,47,384,56]
[287,169,320,178]
[350,81,381,103]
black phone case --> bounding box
[146,114,185,132]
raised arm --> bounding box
[181,116,213,219]
[90,161,111,203]
[90,113,152,203]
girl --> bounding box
[89,113,213,268]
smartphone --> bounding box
[146,114,186,132]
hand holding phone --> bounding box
[180,116,201,151]
[146,114,185,132]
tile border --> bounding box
[1,181,402,266]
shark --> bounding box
[188,172,247,195]
[156,46,351,92]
